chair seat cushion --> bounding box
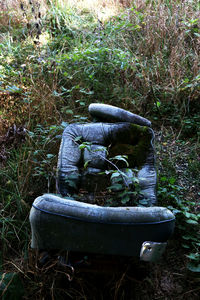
[30,194,175,255]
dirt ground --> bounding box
[19,237,199,300]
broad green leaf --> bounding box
[187,253,199,260]
[187,263,200,273]
[66,109,74,115]
[121,195,130,204]
[61,121,69,128]
[182,244,190,249]
[156,101,161,107]
[84,160,91,169]
[186,219,199,225]
[46,154,54,159]
[0,272,24,300]
[74,136,82,142]
[111,172,121,179]
[79,144,87,149]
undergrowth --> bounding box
[0,0,199,298]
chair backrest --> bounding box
[57,120,157,207]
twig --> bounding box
[182,286,200,296]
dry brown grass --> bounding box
[0,79,61,133]
[50,0,129,20]
[0,0,47,31]
[120,1,200,107]
[28,80,63,126]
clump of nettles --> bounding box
[75,166,142,207]
[105,166,141,207]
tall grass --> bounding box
[45,0,200,113]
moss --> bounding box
[109,124,152,168]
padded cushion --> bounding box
[32,194,175,224]
[30,194,175,255]
[89,103,151,127]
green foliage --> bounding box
[0,272,24,300]
[52,45,132,105]
[106,168,141,206]
[181,114,200,138]
[0,123,63,259]
[0,147,31,257]
[28,123,64,185]
[76,143,142,206]
[158,176,200,272]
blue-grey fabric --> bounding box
[32,194,174,224]
[30,194,175,255]
[89,103,151,127]
[57,122,157,205]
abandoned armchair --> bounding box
[29,104,175,262]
